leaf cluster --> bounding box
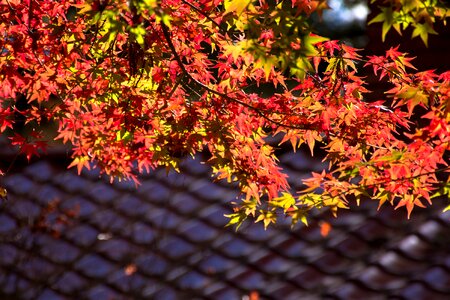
[0,0,449,229]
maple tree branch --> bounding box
[160,23,316,131]
[370,165,450,186]
[167,74,184,100]
[285,164,450,216]
[327,165,450,199]
[27,0,32,31]
[316,53,418,91]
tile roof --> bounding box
[0,151,449,300]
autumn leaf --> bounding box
[271,192,296,212]
[412,23,438,46]
[0,187,7,199]
[224,0,251,15]
[319,221,332,237]
[444,204,450,213]
[68,156,91,175]
[369,7,394,41]
[225,211,248,230]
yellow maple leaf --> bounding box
[68,156,91,175]
[224,0,251,15]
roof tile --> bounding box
[151,211,184,230]
[177,270,210,290]
[18,284,41,300]
[297,222,328,243]
[178,219,218,243]
[152,285,180,300]
[331,234,369,259]
[75,254,115,278]
[241,223,278,242]
[135,253,169,276]
[267,232,292,248]
[234,270,265,290]
[64,223,99,247]
[191,181,236,204]
[138,180,171,203]
[417,220,449,243]
[0,273,22,295]
[126,221,156,245]
[159,236,196,259]
[180,156,211,176]
[84,285,123,300]
[256,253,292,275]
[53,172,91,194]
[165,265,188,281]
[264,282,302,299]
[156,170,194,189]
[33,184,65,206]
[399,282,449,300]
[3,174,35,196]
[333,282,381,299]
[279,238,321,260]
[0,244,19,267]
[397,234,433,260]
[0,214,17,234]
[209,287,241,300]
[24,161,55,182]
[378,250,426,275]
[17,255,59,281]
[53,271,88,294]
[107,271,148,294]
[353,218,392,245]
[1,157,449,299]
[170,192,204,215]
[328,208,366,229]
[88,183,119,204]
[90,209,128,232]
[198,253,236,275]
[79,165,102,180]
[95,237,137,261]
[8,199,41,221]
[280,151,321,171]
[202,281,229,296]
[220,236,254,258]
[60,196,98,218]
[37,234,80,264]
[198,204,230,227]
[36,289,68,300]
[376,205,414,228]
[109,176,139,192]
[422,266,450,292]
[434,210,450,226]
[114,194,151,218]
[357,266,406,290]
[312,250,352,275]
[288,265,329,290]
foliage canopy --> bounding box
[1,0,450,228]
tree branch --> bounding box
[160,23,316,131]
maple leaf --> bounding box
[0,108,14,132]
[395,194,426,219]
[271,192,296,212]
[319,221,332,237]
[224,0,251,15]
[68,156,91,175]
